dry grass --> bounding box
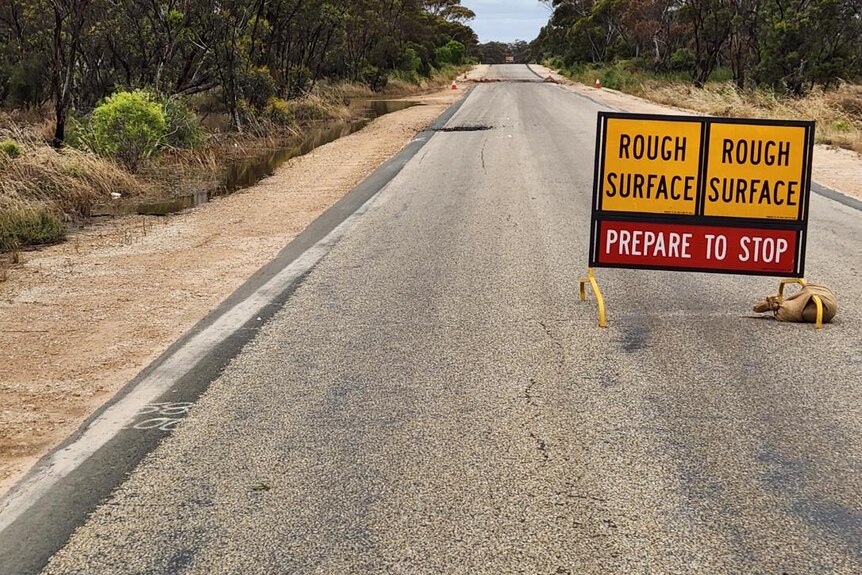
[291,91,352,122]
[1,116,150,212]
[0,139,149,217]
[0,116,150,255]
[640,80,862,153]
[387,66,470,96]
[0,199,66,250]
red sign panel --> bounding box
[594,220,800,275]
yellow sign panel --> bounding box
[704,123,807,220]
[602,118,701,215]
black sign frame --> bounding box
[588,112,816,278]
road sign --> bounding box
[703,122,809,220]
[600,118,701,216]
[589,112,815,277]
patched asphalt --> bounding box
[38,65,862,574]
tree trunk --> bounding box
[51,4,65,149]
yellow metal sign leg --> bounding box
[812,295,824,330]
[777,277,807,303]
[579,268,608,328]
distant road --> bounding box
[485,62,544,82]
[6,64,862,574]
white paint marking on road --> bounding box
[132,418,183,432]
[135,403,196,418]
[128,403,196,432]
[0,192,384,533]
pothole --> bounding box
[435,125,495,132]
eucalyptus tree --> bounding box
[533,0,862,92]
[0,0,478,139]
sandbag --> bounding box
[753,284,838,323]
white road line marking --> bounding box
[0,193,382,533]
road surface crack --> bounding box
[530,432,550,463]
[539,320,566,372]
[522,378,538,407]
[480,139,487,173]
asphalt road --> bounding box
[30,65,862,573]
[485,63,544,82]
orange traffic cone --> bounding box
[451,77,458,90]
[595,78,602,89]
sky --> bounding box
[462,1,551,44]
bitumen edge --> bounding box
[811,181,862,212]
[524,64,547,81]
[0,88,473,575]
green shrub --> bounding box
[286,64,312,99]
[0,206,66,250]
[361,66,389,91]
[0,139,23,158]
[400,47,422,73]
[6,56,50,107]
[559,59,692,93]
[390,69,422,85]
[243,67,277,111]
[435,46,452,66]
[546,56,566,71]
[66,115,98,152]
[186,88,226,115]
[447,40,466,65]
[90,90,168,171]
[234,98,257,128]
[435,40,466,66]
[0,65,9,103]
[709,67,734,83]
[574,62,645,93]
[830,119,855,133]
[264,97,295,126]
[161,96,205,148]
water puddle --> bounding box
[92,100,419,217]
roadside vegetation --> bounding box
[0,0,478,256]
[474,40,533,65]
[533,1,862,153]
[0,124,148,253]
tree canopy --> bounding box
[533,0,862,92]
[475,41,532,64]
[0,0,477,141]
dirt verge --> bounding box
[0,87,463,496]
[530,64,862,202]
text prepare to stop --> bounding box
[605,229,788,263]
[596,221,799,275]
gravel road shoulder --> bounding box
[530,64,862,202]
